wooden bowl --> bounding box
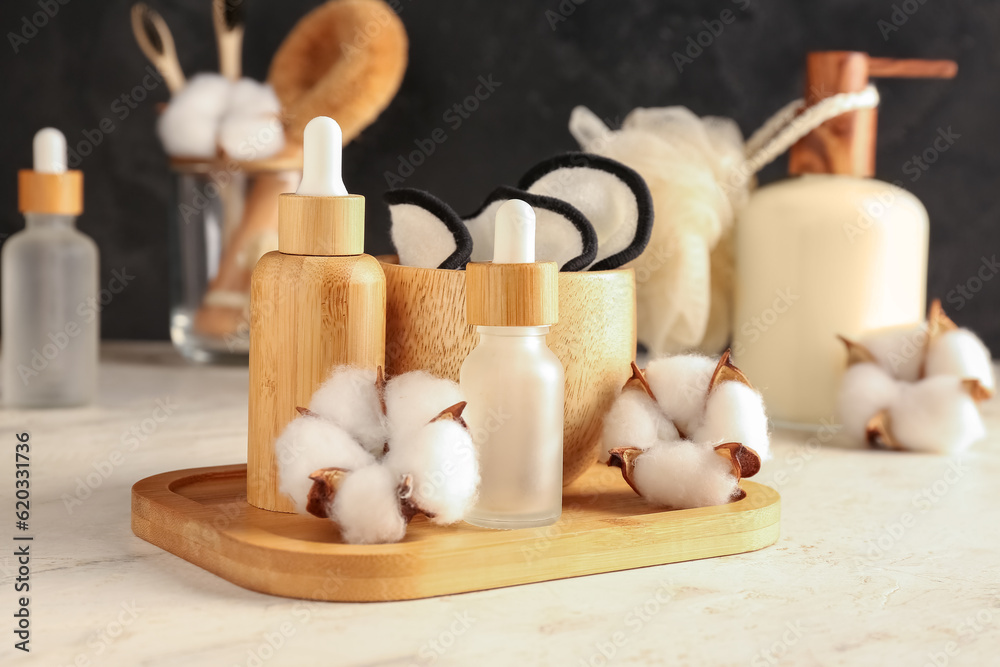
[379,257,636,486]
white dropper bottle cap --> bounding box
[33,128,68,174]
[493,199,535,264]
[295,116,348,196]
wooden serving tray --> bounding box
[132,463,780,602]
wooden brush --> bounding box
[130,3,186,94]
[212,0,245,81]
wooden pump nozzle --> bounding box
[788,51,957,177]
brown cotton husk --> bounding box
[296,406,320,418]
[396,473,436,522]
[838,335,877,367]
[607,446,644,496]
[962,378,993,403]
[375,365,388,416]
[865,409,906,451]
[306,467,351,518]
[926,299,958,342]
[623,361,657,401]
[431,401,468,428]
[712,442,761,480]
[708,348,753,393]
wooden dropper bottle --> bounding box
[248,116,385,513]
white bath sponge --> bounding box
[330,464,407,544]
[888,376,985,454]
[218,78,285,160]
[694,381,770,460]
[157,73,233,158]
[384,371,465,442]
[600,389,679,462]
[643,354,716,434]
[925,329,995,392]
[384,419,479,525]
[835,362,901,442]
[275,415,375,513]
[630,440,739,509]
[309,366,388,457]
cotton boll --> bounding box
[157,73,233,158]
[309,366,388,456]
[384,420,479,525]
[643,354,717,434]
[275,415,375,513]
[330,464,407,544]
[835,362,901,443]
[384,371,464,442]
[600,390,679,462]
[631,440,738,509]
[693,381,771,460]
[888,376,986,454]
[925,329,996,392]
[219,114,285,161]
[860,324,926,382]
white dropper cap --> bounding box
[33,128,68,174]
[295,116,348,196]
[493,199,535,264]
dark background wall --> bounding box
[1,0,997,349]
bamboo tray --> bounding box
[131,463,780,602]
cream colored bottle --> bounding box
[732,52,955,426]
[248,117,385,512]
[461,200,564,529]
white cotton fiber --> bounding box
[330,464,407,544]
[888,376,986,454]
[835,362,901,443]
[925,329,995,392]
[309,366,388,457]
[157,73,233,158]
[600,389,679,462]
[218,79,284,160]
[384,420,479,525]
[643,354,717,434]
[860,324,927,382]
[384,371,465,442]
[631,440,739,509]
[693,381,771,460]
[275,415,375,513]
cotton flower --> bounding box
[835,300,992,454]
[603,351,768,509]
[330,464,407,545]
[309,365,388,456]
[384,371,465,443]
[275,414,375,513]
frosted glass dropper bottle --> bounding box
[462,199,564,529]
[2,128,99,407]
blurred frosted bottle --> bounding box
[2,128,99,407]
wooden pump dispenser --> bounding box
[788,52,958,176]
[732,52,957,426]
[248,116,385,513]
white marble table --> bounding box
[1,342,998,666]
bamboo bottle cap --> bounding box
[19,128,83,215]
[278,116,365,256]
[788,51,957,177]
[465,200,558,327]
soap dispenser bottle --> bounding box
[248,116,385,513]
[461,199,564,529]
[732,52,956,426]
[2,128,98,407]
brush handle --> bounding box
[130,3,186,94]
[212,0,244,81]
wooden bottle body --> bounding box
[248,251,385,512]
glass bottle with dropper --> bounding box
[2,128,99,407]
[462,199,565,529]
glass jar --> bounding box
[168,161,300,363]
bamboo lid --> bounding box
[277,193,365,256]
[19,170,83,215]
[788,51,957,177]
[466,261,559,327]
